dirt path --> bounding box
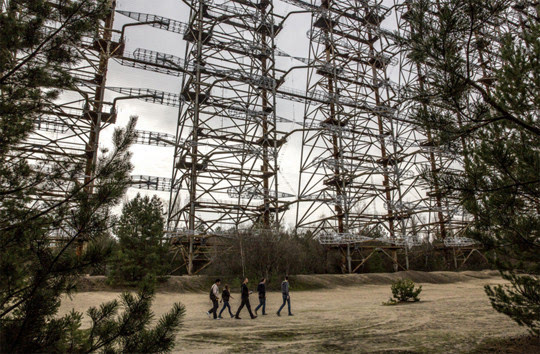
[59,275,528,353]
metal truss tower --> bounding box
[7,0,121,203]
[293,0,421,266]
[15,0,529,272]
[393,0,463,244]
[394,0,531,241]
[107,5,303,274]
[167,0,287,274]
[391,0,537,266]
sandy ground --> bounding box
[59,275,529,353]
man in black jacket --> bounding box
[235,277,257,319]
[254,278,266,316]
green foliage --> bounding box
[1,279,185,353]
[0,1,184,352]
[84,280,185,353]
[108,194,171,284]
[383,279,422,305]
[485,273,539,336]
[399,0,539,332]
[0,0,108,154]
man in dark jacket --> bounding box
[277,276,293,316]
[254,278,266,316]
[235,277,257,319]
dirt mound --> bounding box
[76,270,499,293]
[76,275,213,292]
[294,269,499,290]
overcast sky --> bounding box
[101,0,401,228]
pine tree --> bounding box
[0,1,185,351]
[108,194,171,284]
[398,0,539,335]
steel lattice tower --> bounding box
[393,0,460,243]
[12,0,530,272]
[166,0,288,274]
[291,0,422,270]
[392,0,537,265]
[5,0,120,204]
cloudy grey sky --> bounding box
[101,0,401,228]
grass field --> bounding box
[60,272,538,353]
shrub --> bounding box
[383,279,422,305]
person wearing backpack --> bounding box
[254,278,267,316]
[234,277,257,319]
[207,278,221,320]
[218,284,234,319]
[277,276,293,317]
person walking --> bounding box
[254,278,267,316]
[276,276,293,316]
[206,278,221,320]
[235,277,257,319]
[218,284,234,319]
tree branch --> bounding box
[463,76,540,136]
[0,0,90,84]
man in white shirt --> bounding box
[207,278,221,319]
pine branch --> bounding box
[462,76,540,136]
[0,0,91,84]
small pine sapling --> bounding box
[383,279,422,305]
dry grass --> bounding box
[471,335,539,353]
[61,271,532,353]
